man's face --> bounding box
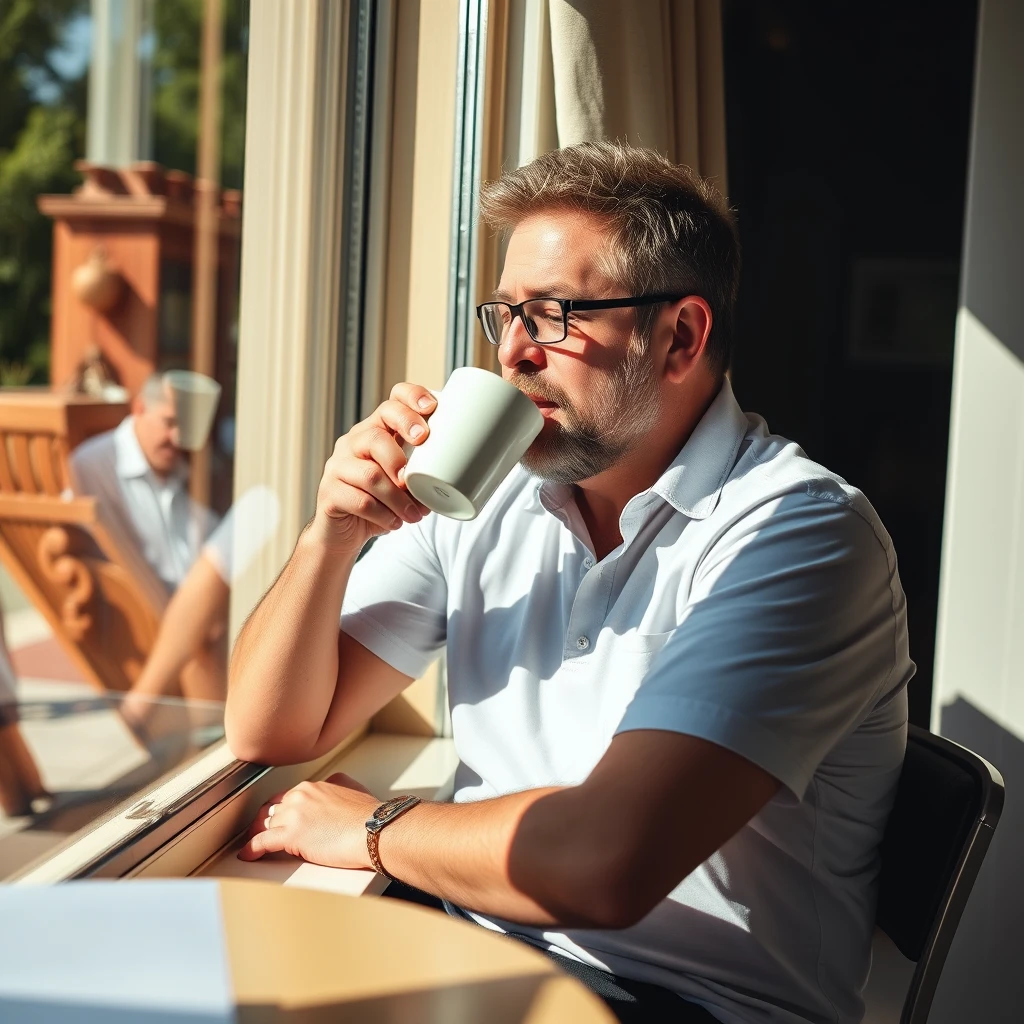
[496,210,662,484]
[133,385,180,476]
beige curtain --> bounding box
[500,0,727,188]
[472,0,727,374]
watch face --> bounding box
[375,798,407,820]
[367,795,418,832]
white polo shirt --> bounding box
[341,379,913,1024]
[71,417,219,591]
[71,418,282,595]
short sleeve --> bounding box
[615,491,908,800]
[201,485,280,584]
[340,517,448,679]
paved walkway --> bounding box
[0,604,222,880]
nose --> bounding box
[496,313,546,371]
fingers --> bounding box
[314,384,436,547]
[389,382,437,418]
[238,827,286,861]
[322,476,414,532]
[342,432,424,515]
[247,790,291,839]
[323,423,430,527]
[373,397,434,449]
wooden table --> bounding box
[0,877,615,1021]
[221,878,616,1022]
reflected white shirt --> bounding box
[341,379,914,1023]
[70,417,219,591]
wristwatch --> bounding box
[365,794,421,879]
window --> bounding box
[0,0,255,880]
[1,0,472,883]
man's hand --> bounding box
[310,382,436,556]
[225,384,435,767]
[237,773,380,868]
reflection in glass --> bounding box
[0,1,258,879]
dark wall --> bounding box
[722,0,978,726]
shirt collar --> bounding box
[537,377,749,524]
[114,416,150,479]
[650,376,749,520]
[113,415,188,487]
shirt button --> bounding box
[576,635,590,651]
[582,557,594,570]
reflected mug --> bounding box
[164,370,222,452]
[403,366,544,521]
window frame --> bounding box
[13,0,471,882]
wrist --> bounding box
[365,795,422,879]
[296,519,362,570]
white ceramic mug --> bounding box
[164,370,222,452]
[403,366,543,520]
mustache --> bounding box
[507,371,569,407]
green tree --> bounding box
[0,0,87,383]
[0,0,248,384]
[152,0,249,191]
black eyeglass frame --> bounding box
[475,293,685,346]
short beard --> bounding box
[513,336,662,485]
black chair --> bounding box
[876,723,1004,1023]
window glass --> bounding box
[0,0,254,880]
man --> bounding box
[70,373,222,596]
[70,376,236,730]
[227,143,913,1024]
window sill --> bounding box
[182,733,457,894]
[11,730,457,887]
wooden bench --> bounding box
[0,391,169,693]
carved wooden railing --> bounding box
[0,392,169,692]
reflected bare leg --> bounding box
[0,723,49,817]
[0,610,50,815]
[119,553,229,743]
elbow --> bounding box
[223,719,270,765]
[223,702,260,763]
[575,871,654,931]
[546,848,657,930]
[511,794,661,930]
[223,714,303,766]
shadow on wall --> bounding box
[932,697,1024,1023]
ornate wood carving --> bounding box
[37,526,94,641]
[0,394,166,693]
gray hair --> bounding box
[479,142,741,376]
[137,373,170,408]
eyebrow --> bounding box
[491,283,581,302]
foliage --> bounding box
[0,0,249,383]
[0,0,87,383]
[152,0,249,191]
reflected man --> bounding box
[70,375,251,736]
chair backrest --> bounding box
[0,392,167,692]
[877,723,1004,1024]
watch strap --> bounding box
[365,795,421,879]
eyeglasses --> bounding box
[475,293,683,347]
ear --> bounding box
[662,296,713,384]
[130,393,146,417]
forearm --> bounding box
[226,527,357,762]
[132,554,229,698]
[375,786,623,928]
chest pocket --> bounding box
[593,629,676,746]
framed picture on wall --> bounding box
[847,257,959,364]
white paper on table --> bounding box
[0,880,236,1022]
